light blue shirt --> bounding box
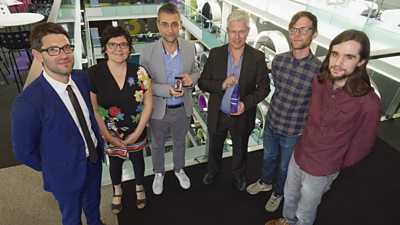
[220,48,243,114]
[161,42,184,106]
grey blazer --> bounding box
[140,38,200,119]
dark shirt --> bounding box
[88,62,151,157]
[266,52,321,135]
[294,78,382,176]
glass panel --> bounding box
[178,2,228,47]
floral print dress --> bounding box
[88,62,151,159]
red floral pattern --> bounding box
[109,106,120,117]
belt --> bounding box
[167,103,184,109]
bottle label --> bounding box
[230,97,239,113]
[230,84,239,113]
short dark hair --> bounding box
[289,11,318,32]
[100,25,133,59]
[157,2,180,21]
[317,29,372,97]
[30,22,69,51]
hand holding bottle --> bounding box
[230,84,240,113]
[230,101,245,116]
[222,75,238,90]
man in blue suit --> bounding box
[12,22,105,225]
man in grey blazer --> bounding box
[139,2,200,195]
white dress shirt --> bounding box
[43,71,98,157]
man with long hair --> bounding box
[265,29,382,225]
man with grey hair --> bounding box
[199,10,270,191]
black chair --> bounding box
[0,31,32,92]
[29,0,53,17]
[0,55,10,85]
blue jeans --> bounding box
[283,156,339,225]
[261,124,300,196]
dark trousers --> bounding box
[207,111,249,179]
[53,160,103,225]
[109,150,145,185]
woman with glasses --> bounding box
[87,25,153,213]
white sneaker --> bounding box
[152,173,164,195]
[246,179,273,195]
[265,192,283,212]
[174,169,191,189]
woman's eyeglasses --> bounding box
[107,42,130,49]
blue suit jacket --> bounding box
[12,70,103,193]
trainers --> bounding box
[152,173,164,195]
[246,179,272,195]
[265,192,283,212]
[175,169,191,189]
[265,218,289,225]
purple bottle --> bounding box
[230,84,239,113]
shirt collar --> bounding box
[42,70,74,95]
[325,77,345,95]
[290,51,314,64]
[160,38,181,56]
[228,44,245,57]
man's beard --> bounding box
[328,66,353,81]
[328,72,350,81]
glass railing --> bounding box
[178,2,228,47]
[60,0,168,7]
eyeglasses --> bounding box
[107,42,130,49]
[40,45,74,56]
[228,30,248,37]
[289,27,313,35]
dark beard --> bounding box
[328,72,349,81]
[328,65,353,81]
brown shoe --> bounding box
[265,218,290,225]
